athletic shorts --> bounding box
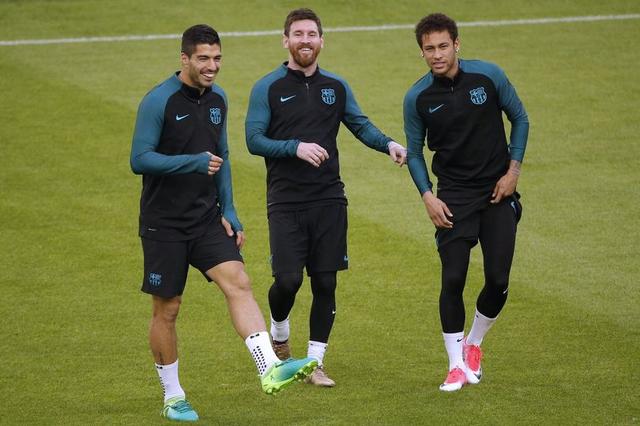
[435,192,523,250]
[140,218,243,298]
[268,203,348,276]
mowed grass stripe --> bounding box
[0,14,639,46]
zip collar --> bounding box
[172,72,213,102]
[282,62,320,83]
[432,60,464,87]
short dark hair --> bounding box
[415,13,458,47]
[284,8,323,36]
[181,24,221,56]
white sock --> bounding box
[270,315,290,343]
[307,340,328,367]
[442,332,465,371]
[466,309,498,346]
[155,359,185,403]
[245,331,281,376]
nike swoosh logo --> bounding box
[176,114,190,121]
[280,95,296,103]
[429,104,444,113]
[456,338,464,342]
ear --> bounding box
[283,34,289,49]
[180,52,189,66]
[320,36,324,49]
[453,38,460,52]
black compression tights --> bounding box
[438,211,516,333]
[269,271,337,343]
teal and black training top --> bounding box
[130,73,241,241]
[404,59,529,197]
[246,63,392,212]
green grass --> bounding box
[1,0,639,424]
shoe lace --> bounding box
[447,368,465,382]
[171,400,193,413]
[467,345,483,365]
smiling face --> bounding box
[420,30,459,79]
[284,19,323,74]
[179,43,222,92]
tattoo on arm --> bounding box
[508,160,521,176]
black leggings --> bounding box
[269,271,337,343]
[438,201,517,333]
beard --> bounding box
[289,43,320,68]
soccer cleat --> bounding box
[272,340,291,361]
[463,339,483,384]
[439,367,467,392]
[304,365,336,387]
[161,397,199,422]
[261,357,318,395]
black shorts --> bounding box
[140,218,243,298]
[435,192,523,250]
[268,203,348,276]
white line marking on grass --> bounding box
[1,14,639,46]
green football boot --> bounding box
[161,397,199,422]
[261,357,318,395]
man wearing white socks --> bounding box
[131,24,316,421]
[404,13,528,391]
[246,8,406,388]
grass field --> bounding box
[1,0,639,424]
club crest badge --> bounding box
[321,88,336,105]
[210,107,222,125]
[149,272,162,287]
[469,87,487,105]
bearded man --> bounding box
[245,8,406,387]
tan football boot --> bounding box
[304,366,336,387]
[272,340,291,361]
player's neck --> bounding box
[178,71,207,95]
[444,60,460,80]
[287,59,318,77]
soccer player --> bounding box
[245,9,406,387]
[130,24,317,421]
[404,13,529,392]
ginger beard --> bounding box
[289,40,321,68]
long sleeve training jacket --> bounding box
[404,59,529,196]
[246,63,392,212]
[130,73,241,241]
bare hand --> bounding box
[206,152,223,175]
[491,169,518,204]
[221,216,245,249]
[296,142,329,167]
[387,141,407,166]
[422,191,453,228]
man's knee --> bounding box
[228,267,251,290]
[220,268,253,298]
[310,272,337,296]
[442,270,467,295]
[273,272,304,295]
[484,271,509,294]
[152,295,181,323]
